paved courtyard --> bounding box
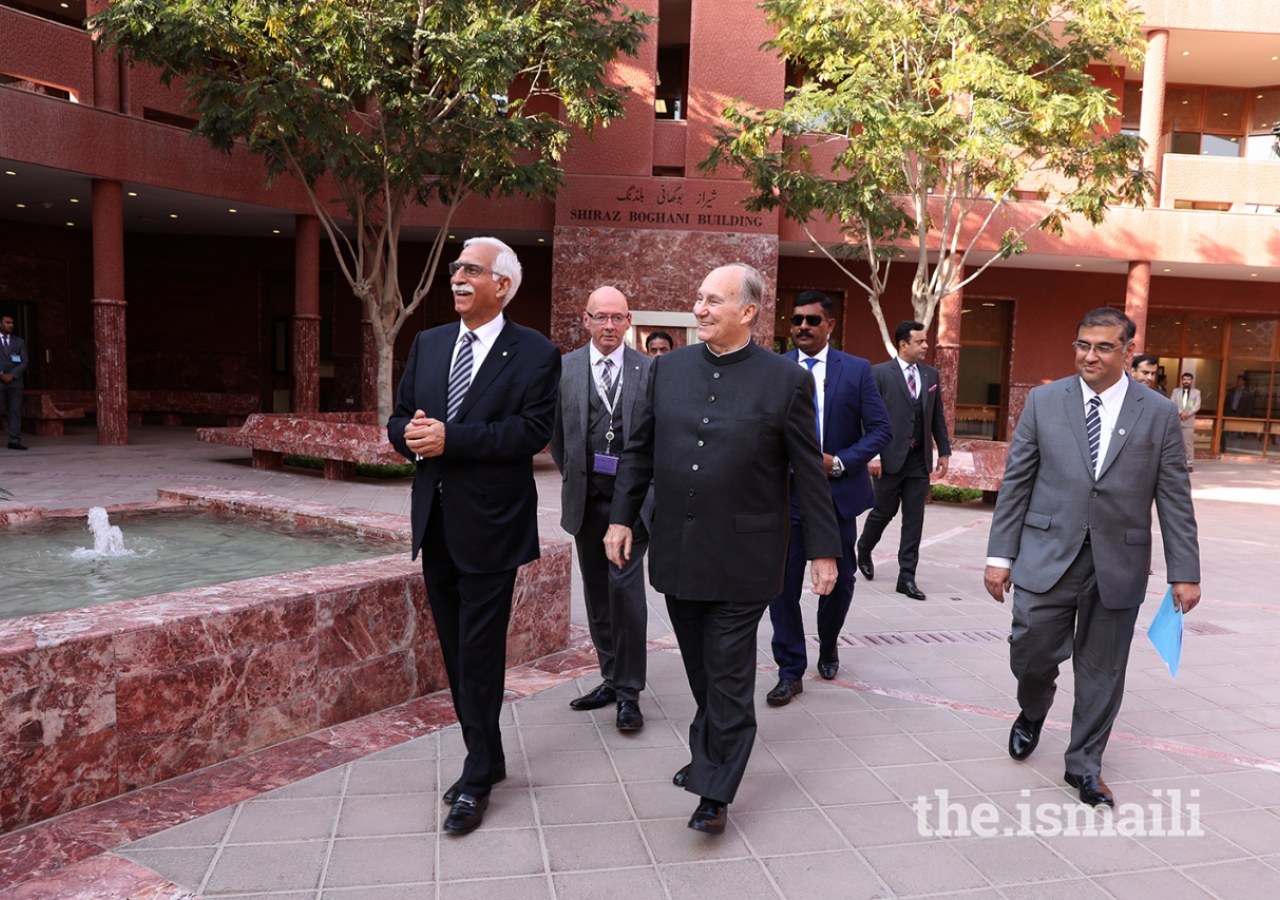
[3,425,1280,899]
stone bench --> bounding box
[933,438,1010,497]
[198,413,405,480]
[1,391,87,436]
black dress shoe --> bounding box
[616,699,644,731]
[442,793,490,834]
[1007,712,1044,761]
[8,442,27,451]
[817,646,839,680]
[443,762,506,805]
[673,763,691,788]
[856,544,874,580]
[766,677,803,707]
[896,578,926,601]
[569,683,616,711]
[1064,771,1114,807]
[688,798,727,834]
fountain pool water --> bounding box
[0,507,397,620]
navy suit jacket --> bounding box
[388,316,560,572]
[787,348,892,521]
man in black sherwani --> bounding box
[605,263,840,835]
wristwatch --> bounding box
[830,456,845,478]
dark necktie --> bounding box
[447,331,477,422]
[804,357,821,443]
[1086,396,1102,472]
[907,365,918,401]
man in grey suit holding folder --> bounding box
[984,307,1200,808]
[550,286,652,731]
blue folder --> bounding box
[1147,586,1184,678]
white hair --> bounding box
[463,236,523,306]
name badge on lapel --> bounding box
[9,356,19,364]
[593,453,619,476]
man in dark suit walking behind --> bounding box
[765,291,891,706]
[605,264,840,835]
[1,315,29,451]
[550,286,651,731]
[856,320,951,601]
[985,307,1200,807]
[388,237,560,835]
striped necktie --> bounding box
[599,357,615,397]
[1086,396,1102,473]
[907,365,918,401]
[447,331,477,422]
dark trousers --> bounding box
[2,379,20,443]
[420,494,517,799]
[1009,542,1139,776]
[576,492,648,701]
[858,448,929,578]
[769,511,857,680]
[666,594,771,805]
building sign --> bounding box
[557,176,774,233]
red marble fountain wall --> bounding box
[0,488,571,835]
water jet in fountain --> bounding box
[82,506,131,558]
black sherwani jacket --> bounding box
[611,341,841,602]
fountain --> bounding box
[79,506,131,558]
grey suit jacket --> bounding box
[550,344,651,536]
[987,375,1200,609]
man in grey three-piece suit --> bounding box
[985,307,1200,808]
[550,286,652,732]
[1,315,29,451]
[605,263,840,836]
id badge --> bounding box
[593,453,619,476]
[9,356,18,363]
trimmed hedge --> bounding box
[283,454,415,479]
[931,485,983,503]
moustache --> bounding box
[796,330,812,338]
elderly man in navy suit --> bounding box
[388,237,560,836]
[766,292,892,705]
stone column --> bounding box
[1125,260,1152,353]
[293,214,321,414]
[934,265,964,444]
[1139,29,1170,190]
[92,179,128,446]
[85,0,119,112]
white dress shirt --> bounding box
[797,343,829,446]
[987,375,1128,569]
[871,355,918,463]
[449,313,506,394]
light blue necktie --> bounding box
[804,357,821,446]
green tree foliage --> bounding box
[91,0,650,422]
[703,0,1153,356]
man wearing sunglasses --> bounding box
[388,237,560,836]
[765,292,891,706]
[984,307,1199,808]
[550,286,652,732]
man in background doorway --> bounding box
[1175,372,1201,471]
[1,316,28,451]
[645,331,673,357]
[1129,354,1159,390]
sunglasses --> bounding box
[791,314,826,327]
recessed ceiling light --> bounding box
[69,198,79,203]
[1074,263,1082,267]
[1273,56,1279,61]
[15,203,24,208]
[536,237,545,242]
[272,229,280,234]
[1182,50,1190,56]
[59,2,67,7]
[807,249,815,253]
[447,234,456,239]
[1250,273,1259,277]
[169,213,178,219]
[228,208,237,213]
[1163,268,1171,272]
[127,191,138,196]
[3,171,15,176]
[65,222,74,226]
[1260,95,1266,99]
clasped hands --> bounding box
[604,524,837,595]
[404,409,446,458]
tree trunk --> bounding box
[375,338,395,427]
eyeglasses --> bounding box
[791,314,826,327]
[448,261,505,279]
[585,312,629,325]
[1071,340,1125,356]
